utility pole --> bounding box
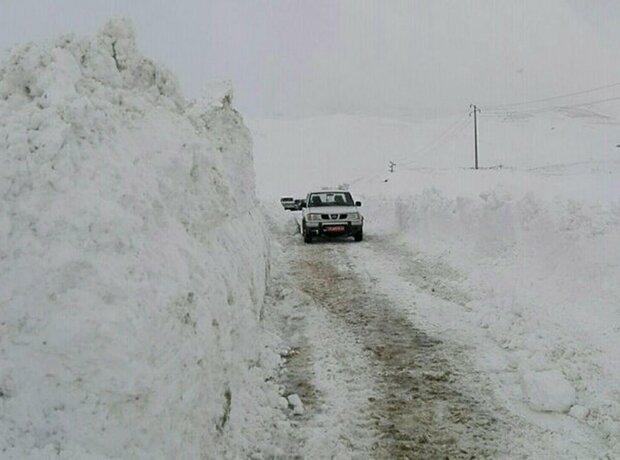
[389,161,396,173]
[470,104,481,169]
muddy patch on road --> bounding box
[293,246,503,459]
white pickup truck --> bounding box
[300,190,364,243]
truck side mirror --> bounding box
[355,201,362,207]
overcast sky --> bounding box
[1,0,620,117]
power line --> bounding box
[483,93,620,118]
[561,94,620,108]
[398,113,470,166]
[425,117,471,149]
[344,114,470,185]
[485,81,620,110]
[421,117,471,155]
[399,118,469,166]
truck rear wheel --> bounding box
[354,230,363,242]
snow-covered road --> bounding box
[265,210,608,459]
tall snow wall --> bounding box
[0,19,280,459]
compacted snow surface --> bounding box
[0,20,288,459]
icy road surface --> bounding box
[264,211,606,459]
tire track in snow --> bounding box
[289,239,505,459]
[264,216,379,458]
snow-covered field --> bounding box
[0,20,288,459]
[251,108,620,456]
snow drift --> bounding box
[0,19,282,459]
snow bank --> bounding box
[0,19,282,459]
